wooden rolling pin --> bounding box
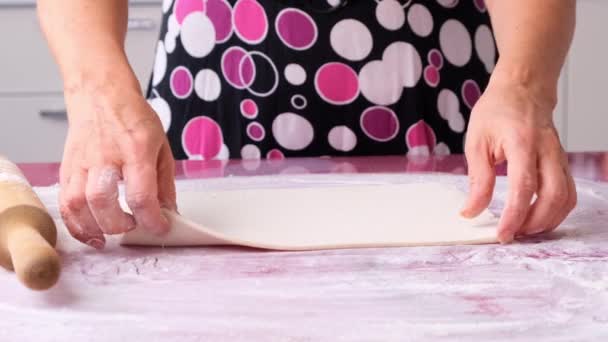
[0,156,60,290]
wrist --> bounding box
[63,61,141,98]
[63,65,146,125]
[489,61,559,109]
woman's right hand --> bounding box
[59,77,176,249]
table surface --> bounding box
[2,154,608,341]
[17,153,608,187]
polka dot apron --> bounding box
[147,0,496,160]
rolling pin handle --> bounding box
[6,224,61,291]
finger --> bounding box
[462,140,496,218]
[520,153,568,236]
[498,148,538,243]
[157,142,177,212]
[59,169,106,249]
[123,163,169,235]
[546,164,577,232]
[59,138,77,188]
[86,167,136,235]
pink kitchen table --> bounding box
[1,154,607,341]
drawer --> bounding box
[0,5,162,93]
[0,96,67,162]
[566,0,608,151]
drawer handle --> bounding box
[39,110,67,120]
[128,18,157,31]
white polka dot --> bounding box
[437,88,465,133]
[408,145,431,157]
[241,144,261,159]
[148,96,171,132]
[359,60,403,106]
[194,69,221,101]
[328,126,357,152]
[272,113,314,150]
[244,51,279,98]
[475,24,496,73]
[407,4,433,37]
[284,64,307,86]
[216,144,230,160]
[437,88,460,120]
[327,0,341,7]
[434,142,451,156]
[439,19,472,67]
[358,43,420,106]
[382,41,423,88]
[376,0,405,31]
[181,12,216,58]
[168,14,179,34]
[152,41,167,86]
[165,31,178,53]
[291,94,307,110]
[189,155,204,161]
[330,19,373,61]
[448,113,466,133]
[242,159,261,171]
[162,0,174,13]
[436,0,459,8]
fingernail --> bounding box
[125,216,137,232]
[526,227,546,236]
[86,238,105,250]
[460,208,471,218]
[498,231,514,244]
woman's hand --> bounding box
[461,69,577,243]
[59,77,176,249]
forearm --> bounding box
[486,0,575,103]
[37,0,139,96]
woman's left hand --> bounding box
[460,69,577,243]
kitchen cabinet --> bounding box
[0,96,67,162]
[0,5,161,94]
[564,0,608,152]
[0,1,162,162]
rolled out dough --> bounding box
[120,183,499,250]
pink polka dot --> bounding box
[174,0,205,25]
[406,120,437,155]
[222,47,255,89]
[315,62,359,105]
[462,79,481,109]
[171,66,193,99]
[240,99,258,118]
[233,0,268,44]
[276,9,317,50]
[206,0,233,43]
[424,65,440,87]
[182,116,224,159]
[247,122,265,141]
[428,49,444,69]
[474,0,487,12]
[266,149,285,160]
[360,106,400,142]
